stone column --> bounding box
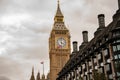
[76,67,79,80]
[73,70,75,80]
[102,49,108,80]
[75,68,78,80]
[65,74,67,80]
[68,73,70,80]
[70,71,72,80]
[109,44,116,80]
[66,73,68,80]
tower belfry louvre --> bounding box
[49,0,71,80]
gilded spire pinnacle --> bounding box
[58,0,60,5]
[54,0,64,23]
[55,0,63,17]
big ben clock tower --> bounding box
[49,0,71,80]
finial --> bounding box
[32,66,34,75]
[58,0,60,5]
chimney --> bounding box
[118,0,120,9]
[82,31,88,43]
[73,41,78,52]
[94,14,105,36]
[113,0,120,21]
[98,14,105,28]
[79,31,88,51]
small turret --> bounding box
[41,74,45,80]
[36,71,40,80]
[30,67,35,80]
[47,73,50,80]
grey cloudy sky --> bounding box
[0,0,118,80]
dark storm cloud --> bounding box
[0,0,54,18]
[0,23,49,59]
[22,20,51,34]
[63,0,118,43]
[0,56,26,80]
[0,0,118,80]
[0,76,10,80]
[0,0,57,80]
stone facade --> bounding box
[57,0,120,80]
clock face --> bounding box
[57,37,66,48]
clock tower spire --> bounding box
[52,0,68,31]
[54,0,64,22]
